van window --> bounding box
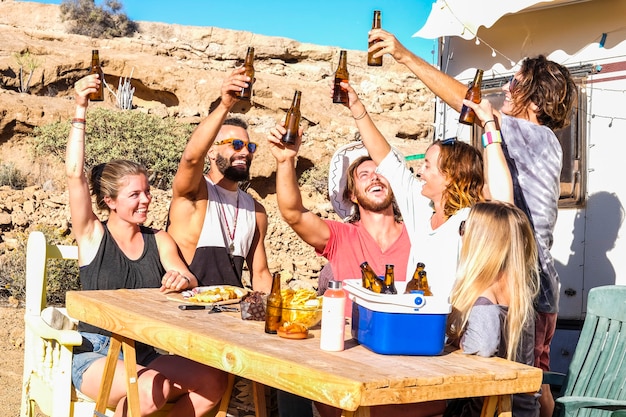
[473,77,586,209]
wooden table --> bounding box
[66,288,542,417]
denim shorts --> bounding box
[72,332,161,391]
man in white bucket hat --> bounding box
[267,129,410,317]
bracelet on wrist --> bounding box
[482,130,503,148]
[353,109,368,120]
[483,120,495,128]
[71,118,86,124]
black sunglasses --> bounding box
[441,137,457,146]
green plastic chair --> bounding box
[546,285,626,417]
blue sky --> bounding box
[24,0,437,62]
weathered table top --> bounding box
[66,288,542,414]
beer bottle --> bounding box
[458,69,483,125]
[382,264,397,294]
[419,270,433,296]
[359,261,376,290]
[264,272,283,334]
[88,50,104,102]
[282,90,301,144]
[238,47,255,100]
[332,50,349,104]
[367,10,383,67]
[371,275,384,294]
[404,262,425,294]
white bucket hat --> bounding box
[328,141,405,220]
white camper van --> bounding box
[417,0,626,373]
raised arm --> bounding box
[332,81,391,165]
[267,123,331,253]
[462,98,513,203]
[65,74,102,253]
[171,67,251,200]
[369,28,469,113]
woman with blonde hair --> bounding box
[445,200,540,417]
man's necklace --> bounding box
[215,187,240,253]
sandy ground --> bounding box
[0,305,28,417]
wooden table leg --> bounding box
[120,336,140,417]
[341,406,371,417]
[480,395,498,417]
[496,394,512,417]
[214,373,236,417]
[252,381,268,417]
[93,334,141,417]
[94,334,122,416]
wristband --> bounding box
[353,109,368,120]
[482,130,503,148]
[483,120,496,128]
[71,118,86,124]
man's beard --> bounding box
[354,186,393,213]
[215,154,250,182]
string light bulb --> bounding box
[475,38,480,45]
[491,49,497,57]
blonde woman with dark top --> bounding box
[445,201,540,417]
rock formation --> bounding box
[0,0,435,287]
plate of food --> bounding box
[167,285,249,306]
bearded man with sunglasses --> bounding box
[167,67,272,293]
[368,29,577,417]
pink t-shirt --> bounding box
[319,220,410,317]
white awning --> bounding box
[413,0,555,40]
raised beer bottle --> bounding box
[238,47,255,100]
[88,49,104,102]
[367,10,382,66]
[332,50,349,104]
[282,90,301,144]
[405,262,425,294]
[264,272,283,334]
[458,68,483,125]
[382,264,397,294]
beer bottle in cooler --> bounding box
[360,261,376,290]
[419,270,433,296]
[405,262,425,294]
[382,264,397,294]
[458,69,483,125]
[332,50,349,104]
[88,49,104,102]
[281,90,301,144]
[238,47,255,100]
[367,10,383,66]
[264,272,282,334]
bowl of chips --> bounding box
[280,288,323,329]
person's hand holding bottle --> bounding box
[267,121,303,164]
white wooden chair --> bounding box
[20,230,235,417]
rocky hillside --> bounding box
[0,0,435,287]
